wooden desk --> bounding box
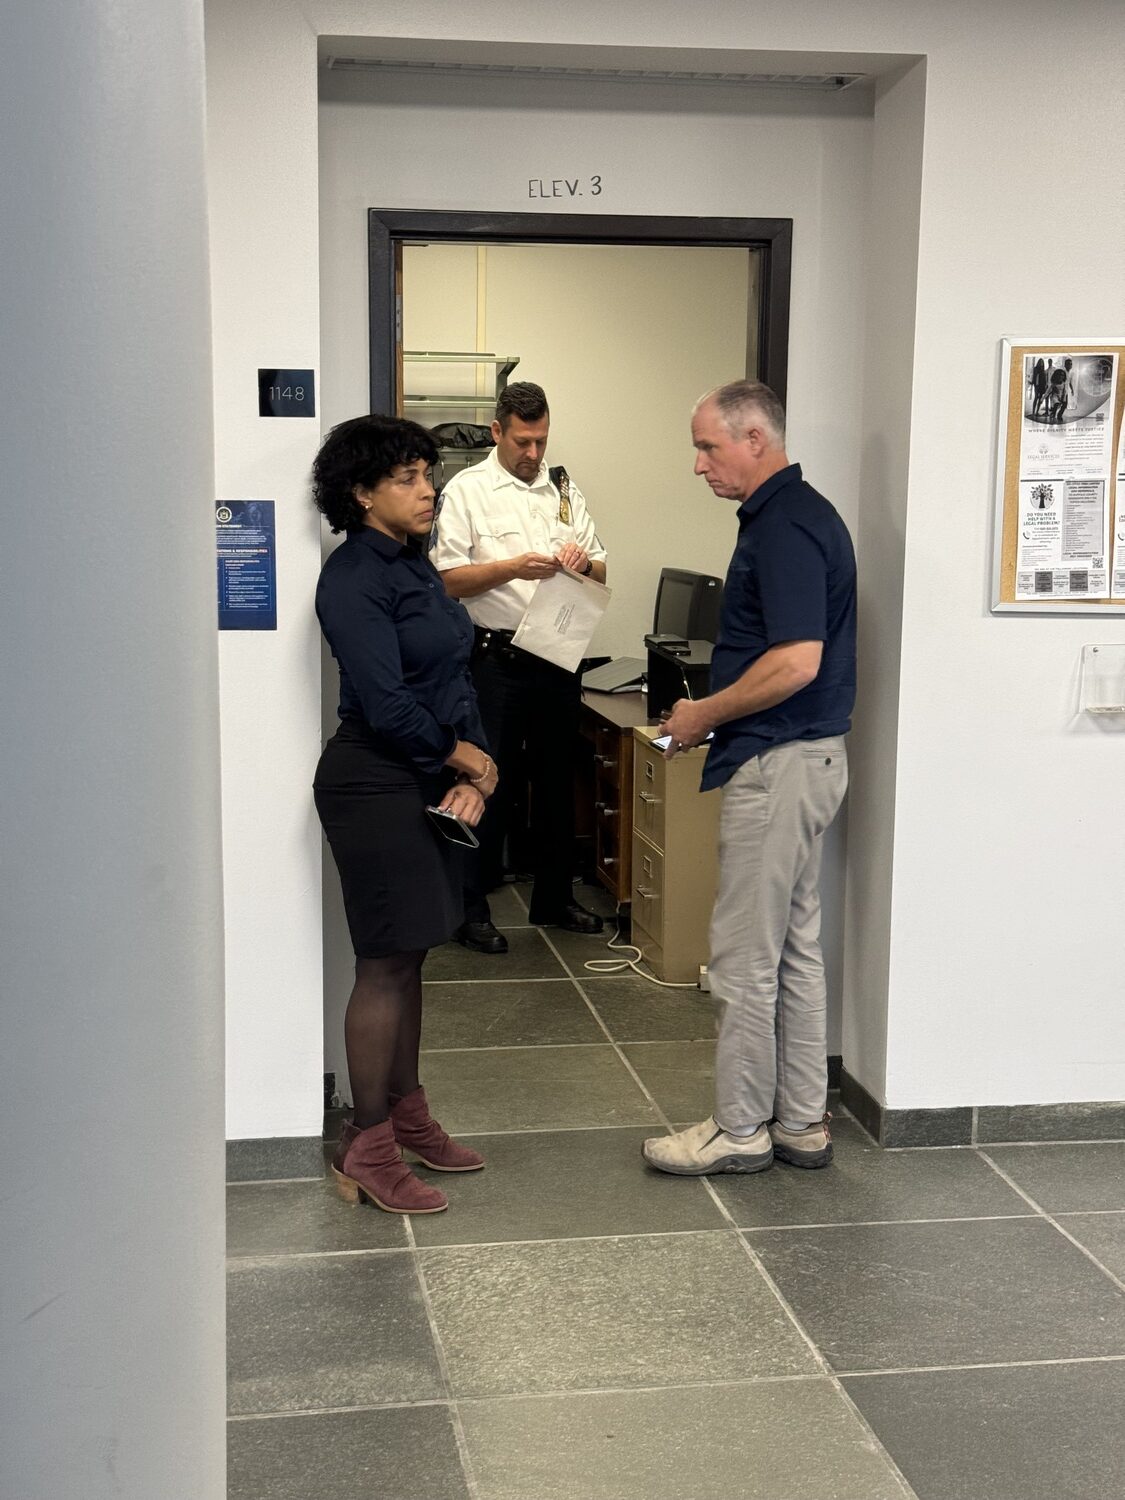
[579,690,649,904]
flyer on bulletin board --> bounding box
[1013,352,1116,600]
[216,500,277,630]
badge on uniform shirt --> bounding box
[550,464,572,526]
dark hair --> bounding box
[495,381,549,430]
[311,414,438,533]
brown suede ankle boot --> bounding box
[389,1086,485,1172]
[332,1118,447,1214]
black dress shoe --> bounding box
[530,902,605,935]
[455,920,509,954]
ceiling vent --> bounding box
[321,57,865,91]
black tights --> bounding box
[345,949,425,1128]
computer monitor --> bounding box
[652,568,724,642]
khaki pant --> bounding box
[709,737,848,1131]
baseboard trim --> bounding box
[839,1070,1125,1147]
[975,1100,1125,1143]
[226,1135,324,1183]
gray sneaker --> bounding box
[642,1118,773,1176]
[769,1115,833,1169]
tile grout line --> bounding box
[547,922,918,1500]
[226,1370,836,1423]
[231,1228,738,1264]
[416,1122,660,1137]
[447,1369,836,1404]
[420,1039,725,1055]
[227,1244,412,1264]
[227,1398,450,1423]
[227,1175,323,1187]
[508,884,531,917]
[328,1124,676,1142]
[423,975,587,986]
[975,1148,1125,1294]
[421,1041,620,1053]
[838,1352,1125,1380]
[745,1212,1041,1233]
[425,971,728,984]
[402,1215,482,1500]
[472,1221,726,1250]
[970,1136,1125,1149]
[877,1135,1125,1151]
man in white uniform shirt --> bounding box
[433,382,608,953]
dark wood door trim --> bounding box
[368,208,792,416]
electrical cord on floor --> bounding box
[583,924,699,989]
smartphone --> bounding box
[652,731,715,751]
[425,805,480,848]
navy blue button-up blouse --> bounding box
[316,526,487,774]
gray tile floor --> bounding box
[228,883,1125,1500]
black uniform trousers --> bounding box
[463,630,580,924]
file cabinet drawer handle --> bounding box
[636,887,661,900]
[638,791,662,805]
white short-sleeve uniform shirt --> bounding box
[431,447,606,630]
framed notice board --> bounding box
[992,338,1125,614]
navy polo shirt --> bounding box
[316,527,487,773]
[702,464,856,791]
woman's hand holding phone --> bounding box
[441,781,485,826]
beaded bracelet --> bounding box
[469,757,495,787]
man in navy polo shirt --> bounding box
[643,380,856,1177]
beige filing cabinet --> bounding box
[630,727,721,984]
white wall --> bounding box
[207,0,325,1141]
[882,10,1125,1108]
[2,2,226,1493]
[841,59,926,1101]
[209,0,1125,1129]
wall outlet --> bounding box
[698,965,710,992]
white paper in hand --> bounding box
[511,566,611,672]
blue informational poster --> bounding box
[216,500,277,630]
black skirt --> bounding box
[314,719,463,958]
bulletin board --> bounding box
[992,338,1125,614]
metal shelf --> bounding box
[403,395,503,409]
[404,351,518,367]
[402,351,519,410]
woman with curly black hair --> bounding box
[312,414,498,1214]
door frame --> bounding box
[367,208,792,416]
